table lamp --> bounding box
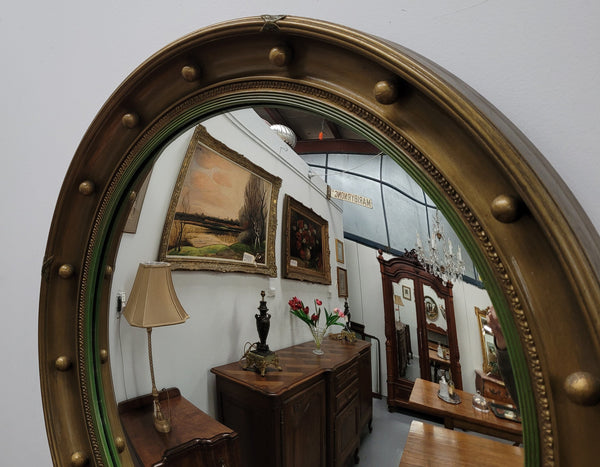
[123,261,189,433]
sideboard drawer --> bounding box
[336,382,359,413]
[335,362,358,392]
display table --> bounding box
[118,388,240,466]
[399,420,524,466]
[211,338,371,467]
[408,378,522,444]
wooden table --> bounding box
[399,420,524,466]
[408,378,522,444]
[118,388,240,466]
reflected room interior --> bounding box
[109,106,515,465]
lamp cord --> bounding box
[239,341,257,368]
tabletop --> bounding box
[211,338,370,396]
[408,378,522,439]
[399,420,524,466]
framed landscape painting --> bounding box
[282,195,331,284]
[158,124,281,276]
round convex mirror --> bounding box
[39,16,600,466]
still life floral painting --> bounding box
[282,195,331,284]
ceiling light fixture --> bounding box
[415,210,465,285]
[269,123,297,148]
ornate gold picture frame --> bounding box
[335,238,345,264]
[123,168,152,234]
[158,124,281,276]
[475,306,499,376]
[402,285,412,301]
[282,194,331,284]
[337,267,348,297]
[424,296,439,321]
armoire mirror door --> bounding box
[421,280,462,390]
[379,250,461,411]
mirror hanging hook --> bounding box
[260,15,287,32]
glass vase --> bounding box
[310,326,327,355]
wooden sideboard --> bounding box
[475,369,515,405]
[118,388,240,466]
[211,339,372,467]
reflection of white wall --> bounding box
[452,281,494,392]
[109,109,345,414]
[343,240,386,393]
[345,240,492,395]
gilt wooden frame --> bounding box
[158,124,281,276]
[281,194,331,284]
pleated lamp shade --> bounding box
[123,262,189,328]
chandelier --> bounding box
[415,210,465,285]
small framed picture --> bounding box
[335,239,345,264]
[402,285,411,301]
[337,267,348,297]
[123,168,152,234]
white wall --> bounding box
[110,109,345,414]
[2,1,598,464]
[452,280,497,391]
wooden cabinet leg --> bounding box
[444,417,455,430]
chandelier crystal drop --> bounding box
[415,210,465,285]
